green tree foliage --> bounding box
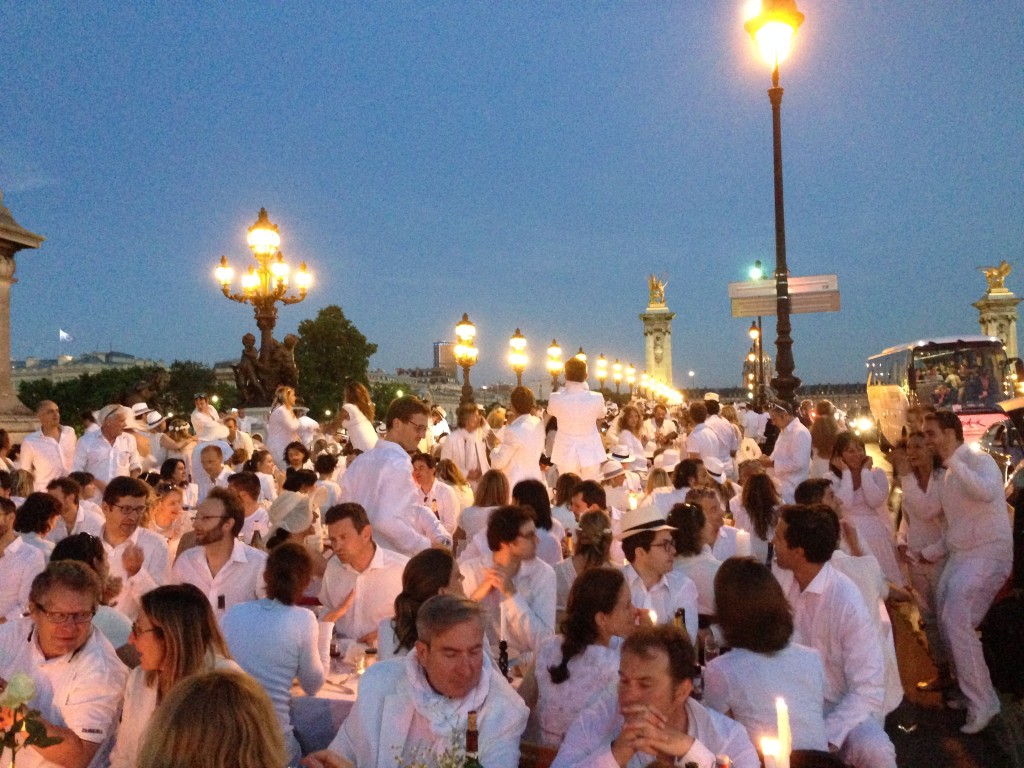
[295,305,377,418]
[370,381,406,424]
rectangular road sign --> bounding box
[728,274,840,318]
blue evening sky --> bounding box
[2,2,1022,390]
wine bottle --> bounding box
[464,710,484,768]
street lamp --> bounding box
[744,0,805,407]
[214,208,313,396]
[508,328,527,387]
[575,347,587,362]
[454,313,478,405]
[546,339,563,391]
[612,360,623,395]
[640,372,650,397]
[626,364,636,396]
[688,370,696,399]
[749,318,765,405]
[596,355,608,394]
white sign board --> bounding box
[728,274,840,318]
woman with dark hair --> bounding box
[550,471,582,533]
[222,542,324,765]
[704,558,828,753]
[810,400,841,478]
[243,448,280,503]
[831,431,904,586]
[283,440,311,473]
[109,583,240,768]
[159,457,198,510]
[667,502,721,616]
[733,472,780,565]
[534,567,638,745]
[553,510,614,615]
[51,532,133,648]
[513,478,564,565]
[14,491,61,558]
[378,548,465,660]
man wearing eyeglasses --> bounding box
[0,560,128,768]
[339,396,438,556]
[81,476,169,621]
[619,505,698,642]
[71,404,142,493]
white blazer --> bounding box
[440,428,490,479]
[547,382,606,470]
[488,414,546,489]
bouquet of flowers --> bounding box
[1,674,62,766]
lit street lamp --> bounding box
[688,370,696,399]
[749,318,765,405]
[214,208,313,399]
[744,0,805,407]
[508,328,527,387]
[612,359,623,395]
[454,313,478,405]
[575,347,587,362]
[595,355,609,394]
[546,339,563,391]
[626,364,636,396]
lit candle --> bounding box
[500,601,507,640]
[759,737,779,768]
[776,698,791,768]
[628,493,638,510]
[735,530,751,557]
[648,609,658,624]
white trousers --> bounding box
[839,716,897,768]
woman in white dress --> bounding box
[703,558,829,754]
[731,472,780,566]
[604,405,646,459]
[335,381,378,453]
[436,459,474,512]
[534,567,639,746]
[266,385,301,466]
[831,432,905,586]
[455,469,509,553]
[109,584,241,768]
[512,478,564,565]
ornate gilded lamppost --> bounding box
[454,314,478,406]
[744,0,805,407]
[508,328,527,387]
[595,355,609,395]
[612,359,623,396]
[575,347,587,362]
[626,364,636,397]
[546,339,563,391]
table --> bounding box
[291,661,361,755]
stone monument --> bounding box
[973,259,1021,359]
[0,191,44,439]
[639,274,675,386]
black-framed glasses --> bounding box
[649,540,676,553]
[402,418,429,434]
[110,503,147,517]
[130,621,161,637]
[33,604,96,625]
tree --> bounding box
[19,366,164,431]
[294,305,377,418]
[370,381,406,424]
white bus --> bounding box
[866,335,1024,449]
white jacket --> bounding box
[548,382,606,470]
[488,414,546,489]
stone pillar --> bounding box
[639,276,675,386]
[0,191,45,439]
[973,261,1021,359]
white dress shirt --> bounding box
[195,465,233,504]
[547,381,607,472]
[172,539,267,617]
[0,536,47,620]
[938,442,1013,561]
[685,423,723,464]
[82,523,170,621]
[419,478,461,534]
[462,552,557,663]
[552,688,759,768]
[319,544,408,640]
[621,563,698,641]
[72,430,141,484]
[20,426,77,492]
[46,504,105,545]
[896,469,946,562]
[672,546,722,616]
[340,440,434,556]
[489,414,546,489]
[770,418,812,503]
[440,428,490,480]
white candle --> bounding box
[628,493,638,510]
[776,698,791,768]
[735,530,751,557]
[760,737,779,768]
[648,609,658,625]
[499,602,507,640]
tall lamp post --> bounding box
[744,0,804,407]
[612,360,623,396]
[596,355,609,394]
[508,328,527,387]
[688,370,696,399]
[454,313,478,406]
[546,339,563,391]
[575,347,587,362]
[626,364,636,397]
[214,208,313,377]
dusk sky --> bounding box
[3,2,1021,392]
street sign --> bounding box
[728,274,840,318]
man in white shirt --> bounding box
[20,400,77,492]
[429,405,451,444]
[924,410,1013,734]
[0,497,46,621]
[772,504,896,768]
[684,401,723,466]
[462,505,556,664]
[196,443,232,502]
[319,502,408,644]
[172,486,267,617]
[703,394,740,479]
[412,452,461,535]
[642,403,680,454]
[619,505,698,641]
[72,404,142,491]
[440,403,491,485]
[340,396,438,556]
[489,386,546,489]
[547,358,606,481]
[0,560,127,768]
[45,477,104,544]
[759,401,811,504]
[552,625,759,768]
[226,471,271,547]
[78,476,169,621]
[303,595,529,768]
[222,412,255,462]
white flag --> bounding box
[59,329,73,342]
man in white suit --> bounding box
[547,358,606,481]
[303,595,529,768]
[489,386,546,489]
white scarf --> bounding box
[402,650,490,738]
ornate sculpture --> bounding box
[233,331,301,406]
[648,274,667,307]
[232,333,266,406]
[980,260,1012,292]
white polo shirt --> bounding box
[0,618,128,767]
[172,539,267,618]
[319,544,408,640]
[0,536,47,620]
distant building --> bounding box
[12,350,166,386]
[433,341,456,374]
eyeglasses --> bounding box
[110,503,147,517]
[130,621,160,637]
[517,529,539,540]
[649,540,676,553]
[33,604,96,625]
[402,419,429,435]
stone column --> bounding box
[639,276,675,386]
[0,192,45,439]
[973,261,1021,359]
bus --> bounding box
[866,335,1024,449]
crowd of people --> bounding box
[0,362,1016,768]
